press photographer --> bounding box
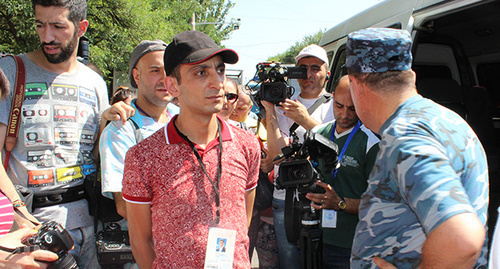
[304,75,380,268]
[260,44,334,269]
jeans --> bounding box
[273,198,300,269]
[323,243,351,269]
[68,224,100,269]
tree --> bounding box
[268,30,325,64]
[0,0,236,91]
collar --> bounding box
[165,114,233,148]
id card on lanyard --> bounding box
[322,121,360,228]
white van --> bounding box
[319,0,500,244]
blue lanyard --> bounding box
[331,120,361,179]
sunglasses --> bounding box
[225,93,238,103]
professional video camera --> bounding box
[96,222,135,267]
[25,221,79,269]
[275,130,338,269]
[245,62,307,117]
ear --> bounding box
[165,76,180,98]
[77,20,89,38]
[132,68,140,88]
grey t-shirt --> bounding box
[0,54,109,229]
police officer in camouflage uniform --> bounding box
[347,28,489,268]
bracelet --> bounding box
[12,199,26,208]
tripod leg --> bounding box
[299,226,323,269]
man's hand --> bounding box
[305,181,341,210]
[373,257,397,269]
[278,99,320,130]
[260,148,274,173]
[102,101,135,124]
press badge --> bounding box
[322,209,337,228]
[204,227,236,269]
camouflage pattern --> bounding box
[351,95,489,268]
[346,28,412,73]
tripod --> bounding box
[285,189,323,269]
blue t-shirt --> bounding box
[351,95,488,268]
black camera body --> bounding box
[276,130,339,192]
[25,221,78,269]
[96,223,135,265]
[246,62,307,114]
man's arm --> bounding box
[112,192,127,219]
[420,212,485,268]
[374,212,485,269]
[261,101,288,161]
[126,202,155,268]
[245,189,256,228]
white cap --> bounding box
[295,44,329,68]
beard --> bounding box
[41,31,79,64]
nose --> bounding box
[40,26,55,44]
[209,70,224,90]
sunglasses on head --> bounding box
[225,93,238,102]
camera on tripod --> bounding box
[275,130,338,269]
[25,221,78,269]
[245,62,307,117]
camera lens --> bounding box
[291,168,307,180]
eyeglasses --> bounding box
[225,93,238,103]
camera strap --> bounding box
[289,93,332,135]
[0,245,41,260]
[173,119,223,225]
[331,120,361,179]
[3,55,26,170]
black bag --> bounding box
[253,170,274,211]
[84,118,143,223]
[84,171,123,223]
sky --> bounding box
[221,0,384,83]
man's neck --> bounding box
[175,113,219,149]
[25,50,79,74]
[135,97,170,124]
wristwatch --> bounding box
[338,196,347,211]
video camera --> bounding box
[245,62,307,117]
[276,130,339,192]
[25,221,78,269]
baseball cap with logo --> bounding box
[346,28,413,73]
[295,44,329,68]
[164,30,238,76]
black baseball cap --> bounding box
[164,30,238,76]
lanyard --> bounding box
[331,120,361,179]
[174,119,223,225]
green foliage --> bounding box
[0,0,235,89]
[268,30,325,64]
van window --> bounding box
[327,46,347,93]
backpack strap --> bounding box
[3,55,26,169]
[128,118,143,143]
[289,92,333,135]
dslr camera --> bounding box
[25,221,78,269]
[96,222,135,266]
[246,62,307,116]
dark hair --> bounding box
[169,65,182,85]
[111,86,135,105]
[32,0,87,26]
[0,68,9,99]
[349,70,415,93]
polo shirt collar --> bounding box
[165,115,233,147]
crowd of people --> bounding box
[0,0,498,269]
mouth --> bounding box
[43,44,60,54]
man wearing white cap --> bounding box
[261,44,335,269]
